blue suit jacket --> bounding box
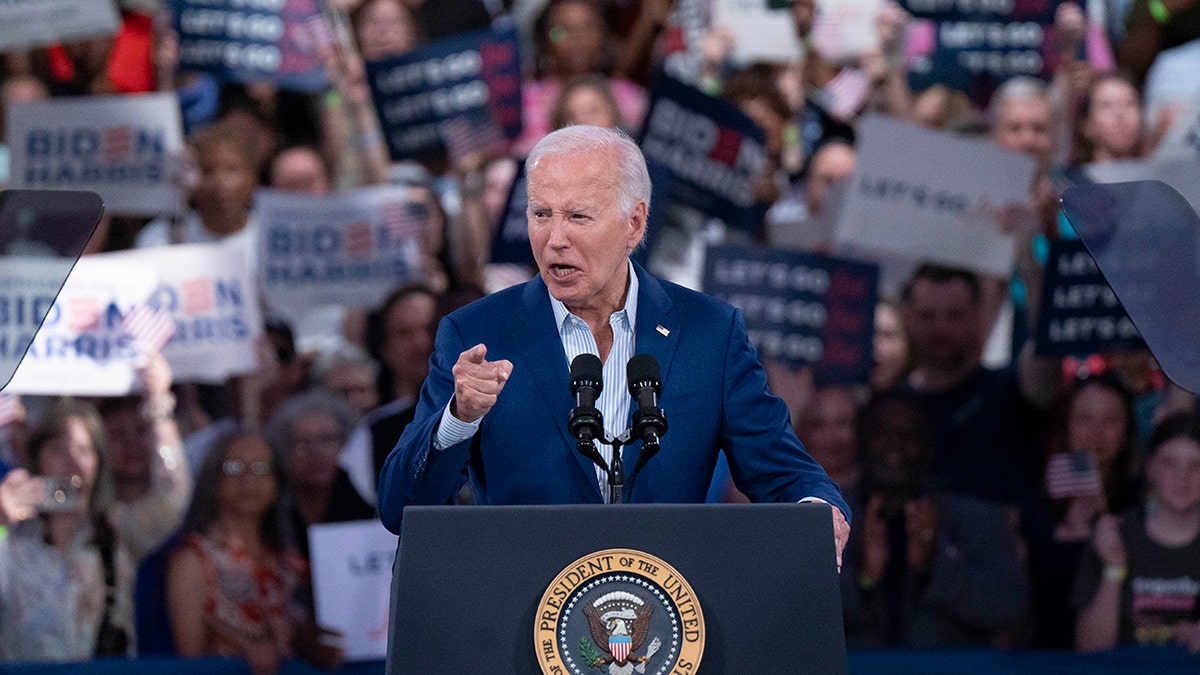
[377,262,849,533]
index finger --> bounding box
[462,344,489,364]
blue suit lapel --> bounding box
[626,262,680,493]
[514,276,604,502]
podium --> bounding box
[387,503,846,674]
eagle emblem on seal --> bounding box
[580,591,662,674]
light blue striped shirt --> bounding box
[434,261,639,501]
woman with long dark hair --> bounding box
[165,428,341,675]
[1027,373,1141,648]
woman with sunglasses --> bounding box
[164,428,342,675]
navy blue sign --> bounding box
[638,76,769,236]
[488,160,535,267]
[702,244,879,384]
[901,0,1061,103]
[1034,238,1146,356]
[172,0,328,91]
[366,22,522,165]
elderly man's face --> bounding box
[526,148,646,319]
[991,96,1052,163]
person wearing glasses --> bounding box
[265,390,373,556]
[164,429,343,675]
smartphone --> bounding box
[35,475,84,513]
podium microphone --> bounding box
[627,354,667,473]
[568,353,605,462]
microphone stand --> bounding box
[576,431,631,504]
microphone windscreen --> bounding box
[626,354,661,393]
[570,353,603,392]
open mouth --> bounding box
[550,264,578,278]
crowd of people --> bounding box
[1,0,1200,670]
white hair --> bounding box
[988,76,1049,128]
[526,124,652,221]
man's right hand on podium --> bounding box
[451,343,513,423]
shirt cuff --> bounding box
[434,398,481,450]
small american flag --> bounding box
[438,115,504,163]
[0,393,20,428]
[823,68,872,123]
[122,304,176,352]
[303,14,334,51]
[379,201,427,243]
[1046,451,1103,500]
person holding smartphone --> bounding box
[0,398,134,662]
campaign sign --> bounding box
[900,0,1058,102]
[7,94,185,216]
[1034,239,1144,356]
[0,0,120,51]
[0,257,76,393]
[833,115,1034,278]
[172,0,328,91]
[366,22,523,165]
[712,0,806,65]
[639,75,769,233]
[104,244,263,383]
[309,520,397,661]
[702,244,878,383]
[488,160,534,266]
[811,0,885,64]
[4,256,158,396]
[254,186,425,317]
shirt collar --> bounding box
[549,259,639,334]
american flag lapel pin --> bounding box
[656,324,670,337]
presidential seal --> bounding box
[535,548,704,675]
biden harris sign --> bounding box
[7,94,185,216]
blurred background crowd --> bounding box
[0,0,1199,671]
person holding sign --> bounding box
[378,125,850,565]
[100,349,192,565]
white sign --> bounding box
[7,93,185,216]
[833,115,1036,278]
[712,0,804,65]
[0,256,75,392]
[308,520,397,662]
[0,0,120,50]
[812,0,884,65]
[103,244,263,383]
[254,186,425,319]
[4,256,159,396]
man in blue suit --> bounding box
[378,125,850,564]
